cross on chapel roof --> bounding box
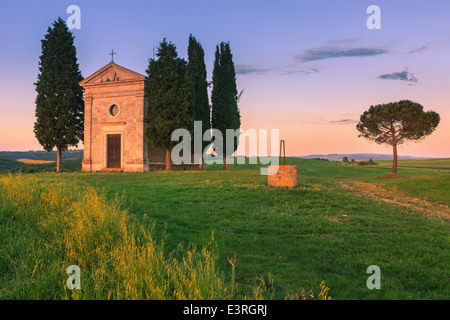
[109,49,116,63]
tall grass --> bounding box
[0,174,330,300]
[0,174,230,299]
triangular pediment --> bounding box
[80,62,146,86]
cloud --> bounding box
[377,69,418,84]
[279,66,320,75]
[236,65,273,75]
[324,38,360,46]
[296,46,389,62]
[327,119,359,125]
[300,118,359,125]
[408,46,428,54]
[236,64,320,76]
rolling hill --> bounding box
[297,153,437,161]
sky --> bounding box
[0,0,449,157]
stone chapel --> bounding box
[80,62,168,172]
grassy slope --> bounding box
[0,175,235,299]
[365,159,450,206]
[6,157,447,299]
[376,158,450,172]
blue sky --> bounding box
[1,0,449,157]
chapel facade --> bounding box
[80,62,167,172]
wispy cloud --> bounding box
[236,65,273,75]
[377,69,418,85]
[279,66,320,75]
[236,64,320,76]
[298,117,359,126]
[296,46,389,62]
[324,38,361,46]
[408,46,428,54]
[327,119,359,125]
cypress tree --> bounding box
[211,42,241,170]
[34,17,84,173]
[187,35,210,169]
[144,39,192,170]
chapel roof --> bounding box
[79,62,146,87]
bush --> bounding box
[26,167,37,173]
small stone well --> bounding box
[267,165,298,188]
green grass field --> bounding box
[376,158,450,173]
[0,157,449,299]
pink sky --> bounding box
[1,1,449,158]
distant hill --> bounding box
[297,153,438,161]
[0,150,83,161]
[0,157,82,173]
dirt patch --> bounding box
[340,181,450,219]
[326,217,344,224]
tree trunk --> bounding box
[392,143,398,174]
[198,153,203,170]
[165,149,171,170]
[56,147,62,173]
[223,156,228,170]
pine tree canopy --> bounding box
[357,100,440,146]
[357,100,440,173]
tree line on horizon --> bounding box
[34,18,241,172]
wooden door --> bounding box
[107,134,121,168]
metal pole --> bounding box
[279,140,285,165]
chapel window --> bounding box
[109,104,119,117]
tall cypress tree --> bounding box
[144,39,192,170]
[211,42,241,170]
[187,34,210,169]
[34,18,84,173]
